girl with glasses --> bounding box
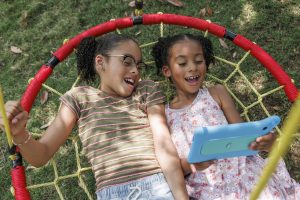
[0,34,189,200]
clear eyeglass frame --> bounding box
[104,54,147,71]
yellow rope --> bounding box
[0,87,13,148]
[250,94,300,200]
[0,87,17,161]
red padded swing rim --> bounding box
[20,14,298,113]
[14,13,298,200]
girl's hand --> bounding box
[181,158,214,175]
[249,131,277,152]
[0,101,29,143]
[189,160,215,173]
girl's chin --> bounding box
[186,83,200,89]
[121,84,135,96]
[186,86,200,94]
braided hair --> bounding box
[151,34,215,75]
[76,34,138,83]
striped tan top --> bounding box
[60,80,165,190]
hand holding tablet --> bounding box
[188,115,281,163]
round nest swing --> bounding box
[3,2,300,200]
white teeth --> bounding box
[186,75,199,80]
[125,78,134,84]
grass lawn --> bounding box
[0,0,299,199]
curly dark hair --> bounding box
[76,34,138,83]
[151,34,215,75]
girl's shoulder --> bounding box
[207,84,228,106]
[136,80,161,93]
[65,86,98,96]
[137,80,157,87]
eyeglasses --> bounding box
[104,54,147,71]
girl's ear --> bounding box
[95,55,105,71]
[162,65,171,78]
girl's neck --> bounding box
[170,89,199,109]
[99,85,128,99]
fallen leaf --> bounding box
[128,0,135,7]
[232,51,237,58]
[40,91,49,104]
[199,8,206,18]
[10,46,22,54]
[218,38,229,49]
[166,0,184,7]
[206,6,213,16]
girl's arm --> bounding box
[209,84,276,152]
[147,104,189,200]
[2,101,76,167]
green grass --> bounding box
[0,0,300,199]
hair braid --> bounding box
[76,36,97,83]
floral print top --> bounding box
[166,88,300,200]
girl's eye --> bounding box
[123,57,134,66]
[123,61,131,66]
[195,60,204,64]
[178,63,186,66]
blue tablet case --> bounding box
[188,115,281,163]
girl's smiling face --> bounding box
[163,39,207,97]
[97,40,142,97]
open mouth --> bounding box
[124,78,135,86]
[185,75,200,83]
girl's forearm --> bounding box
[156,148,189,200]
[147,104,189,199]
[16,131,50,167]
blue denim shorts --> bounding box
[96,173,174,200]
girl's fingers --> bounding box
[190,163,197,174]
[256,132,276,143]
[0,101,25,133]
[12,111,28,125]
[249,141,258,150]
[6,101,22,112]
[250,141,273,152]
[252,132,276,150]
[5,101,24,121]
[258,142,273,151]
[193,160,215,171]
[10,112,28,136]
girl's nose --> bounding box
[130,65,139,74]
[189,63,198,72]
